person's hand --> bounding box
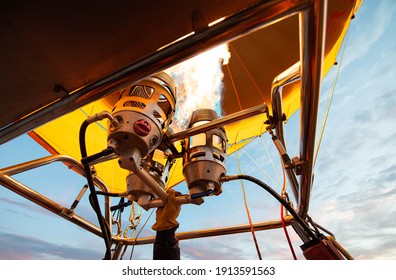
[152,189,181,231]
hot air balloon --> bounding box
[0,0,361,260]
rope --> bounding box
[260,136,282,185]
[236,149,263,260]
[241,146,281,189]
[234,129,262,259]
[280,167,297,260]
[116,202,142,259]
[128,208,155,260]
[314,22,351,165]
[226,64,243,111]
[229,44,266,101]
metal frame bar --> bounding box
[0,155,110,236]
[168,103,269,142]
[0,0,326,248]
[270,0,327,220]
[113,216,294,246]
[0,173,104,237]
[298,0,327,218]
[271,62,301,145]
[271,62,301,201]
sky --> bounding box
[1,0,396,260]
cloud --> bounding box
[180,237,249,260]
[309,162,396,260]
[342,0,396,68]
[0,194,107,234]
[0,196,53,217]
[370,87,396,121]
[0,230,103,260]
[180,232,279,260]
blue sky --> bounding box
[1,0,396,260]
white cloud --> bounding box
[0,231,103,259]
[342,0,396,68]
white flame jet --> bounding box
[165,44,231,132]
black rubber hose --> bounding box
[79,120,112,260]
[96,191,125,197]
[110,201,132,212]
[223,174,318,241]
[81,147,114,166]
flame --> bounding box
[165,44,231,131]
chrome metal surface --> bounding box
[0,173,103,238]
[0,154,112,232]
[271,61,300,144]
[168,103,269,142]
[142,194,204,209]
[270,62,301,203]
[113,216,294,245]
[1,155,108,193]
[298,0,327,218]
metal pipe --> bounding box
[286,169,300,202]
[298,0,327,218]
[168,103,269,142]
[141,194,204,209]
[113,216,294,245]
[120,149,168,203]
[112,243,127,260]
[85,111,120,128]
[271,61,300,144]
[1,155,108,192]
[0,0,310,145]
[0,173,103,238]
[271,62,301,203]
[0,154,111,226]
[134,166,168,203]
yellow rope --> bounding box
[236,148,263,260]
[241,146,281,189]
[314,22,351,165]
[260,136,282,186]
